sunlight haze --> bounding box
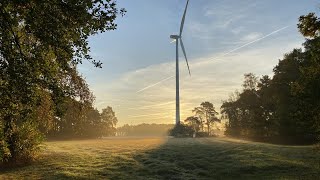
[78,0,319,125]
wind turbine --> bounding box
[170,0,191,125]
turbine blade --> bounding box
[180,39,191,76]
[180,0,189,36]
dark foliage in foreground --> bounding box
[0,0,125,163]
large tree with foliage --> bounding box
[193,102,219,136]
[184,116,201,134]
[100,106,118,136]
[221,10,320,143]
[0,0,125,163]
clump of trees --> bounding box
[168,123,194,138]
[0,0,125,164]
[48,103,118,139]
[170,102,220,138]
[221,12,320,144]
[191,102,220,136]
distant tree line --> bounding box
[47,100,118,139]
[117,124,173,136]
[221,12,320,144]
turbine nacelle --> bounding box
[170,35,180,39]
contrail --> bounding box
[136,75,174,93]
[215,25,290,59]
[137,25,290,93]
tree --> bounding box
[222,42,320,143]
[101,107,118,136]
[192,107,205,132]
[221,9,320,144]
[85,107,102,138]
[184,116,201,134]
[222,74,266,139]
[243,73,258,91]
[0,0,125,163]
[221,91,241,136]
[298,12,320,38]
[193,102,219,136]
[296,12,320,142]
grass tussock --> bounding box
[0,137,319,179]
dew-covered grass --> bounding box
[1,137,319,179]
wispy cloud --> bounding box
[137,25,290,93]
[240,32,263,42]
[188,0,259,40]
[212,26,290,59]
[93,39,302,125]
[84,0,312,125]
[231,26,245,35]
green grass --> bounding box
[1,137,319,179]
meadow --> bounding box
[1,137,319,179]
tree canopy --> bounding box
[0,0,125,163]
[221,11,320,144]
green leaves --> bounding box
[222,30,320,143]
[0,0,125,163]
[192,102,219,136]
[298,13,320,38]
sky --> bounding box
[78,0,319,126]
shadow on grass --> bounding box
[116,138,320,179]
[1,138,320,179]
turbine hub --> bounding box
[170,35,180,39]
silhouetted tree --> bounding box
[222,27,320,143]
[193,102,219,136]
[184,116,201,134]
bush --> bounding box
[0,140,10,163]
[1,120,44,165]
[168,124,194,137]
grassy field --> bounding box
[1,137,319,179]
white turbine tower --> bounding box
[170,0,191,125]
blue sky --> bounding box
[79,0,319,125]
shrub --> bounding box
[168,124,194,137]
[1,120,44,165]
